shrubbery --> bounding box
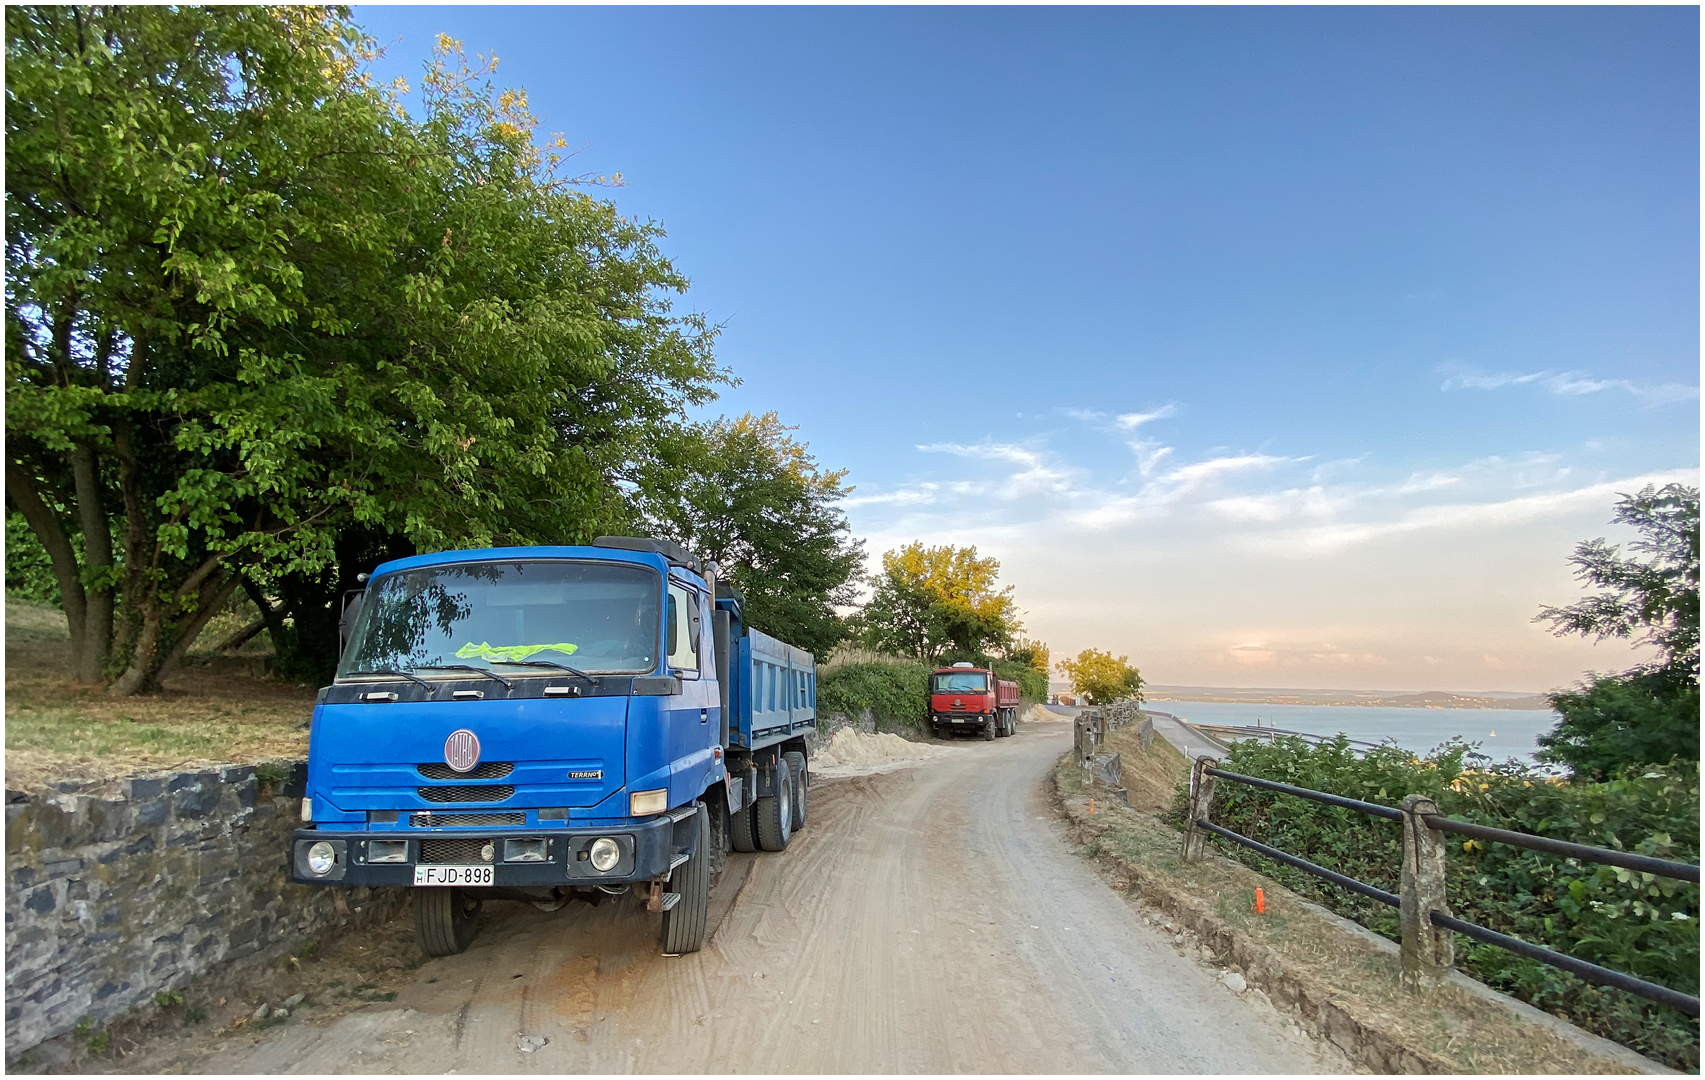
[818,661,930,731]
[1175,736,1700,1069]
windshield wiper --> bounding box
[346,668,438,695]
[489,658,596,683]
[410,664,514,690]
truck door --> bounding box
[664,578,718,805]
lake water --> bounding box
[1147,699,1561,763]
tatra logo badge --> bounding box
[444,729,481,773]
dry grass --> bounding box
[5,601,314,791]
[1056,733,1652,1074]
[818,643,918,671]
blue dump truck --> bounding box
[288,537,817,957]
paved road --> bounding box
[187,723,1338,1073]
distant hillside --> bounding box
[1145,685,1554,710]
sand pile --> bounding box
[810,728,947,778]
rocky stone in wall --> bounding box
[4,762,405,1060]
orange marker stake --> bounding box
[1089,797,1095,815]
[1254,888,1266,915]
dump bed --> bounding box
[996,679,1021,708]
[714,589,816,752]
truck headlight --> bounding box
[306,841,337,876]
[629,788,668,816]
[589,837,620,873]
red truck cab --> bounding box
[930,662,1020,741]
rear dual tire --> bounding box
[756,759,793,851]
[783,751,808,832]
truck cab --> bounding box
[929,661,1020,741]
[289,537,815,957]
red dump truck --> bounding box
[929,661,1020,741]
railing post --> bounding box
[1182,756,1218,862]
[1400,794,1454,991]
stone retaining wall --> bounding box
[4,762,405,1060]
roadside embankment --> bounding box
[1052,725,1669,1074]
[4,762,405,1064]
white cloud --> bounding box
[1439,364,1699,406]
[1247,469,1699,556]
[1115,403,1180,430]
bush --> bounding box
[990,658,1048,702]
[1541,670,1700,780]
[6,511,61,605]
[1177,736,1700,1069]
[819,660,930,731]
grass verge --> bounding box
[1056,720,1665,1074]
[5,601,313,790]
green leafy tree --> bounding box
[857,542,1022,663]
[6,9,720,693]
[1057,647,1143,705]
[1535,484,1700,778]
[645,412,863,656]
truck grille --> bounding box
[418,838,492,864]
[410,812,525,828]
[418,761,514,780]
[418,785,514,803]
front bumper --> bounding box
[934,713,993,727]
[290,814,682,889]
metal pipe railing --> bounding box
[1430,911,1699,1017]
[1194,819,1399,907]
[1204,767,1404,820]
[1184,761,1700,1016]
[1420,815,1700,883]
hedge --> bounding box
[1173,736,1699,1069]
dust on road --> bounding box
[145,724,1343,1073]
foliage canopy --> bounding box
[1535,485,1700,778]
[1057,647,1143,705]
[6,8,721,692]
[857,542,1022,663]
[646,412,863,657]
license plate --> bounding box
[413,865,494,887]
[952,717,966,723]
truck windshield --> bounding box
[338,560,661,679]
[932,672,988,693]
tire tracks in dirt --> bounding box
[146,724,1342,1073]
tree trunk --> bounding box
[69,441,114,682]
[155,571,243,684]
[5,456,93,675]
[108,598,164,696]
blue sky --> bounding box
[357,6,1699,692]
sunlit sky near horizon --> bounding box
[356,5,1700,694]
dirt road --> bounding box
[180,723,1341,1073]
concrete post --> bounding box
[1181,756,1219,862]
[1399,794,1454,991]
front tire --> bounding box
[755,760,793,851]
[660,805,711,954]
[982,716,996,741]
[783,750,808,831]
[415,888,480,957]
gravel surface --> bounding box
[137,723,1342,1073]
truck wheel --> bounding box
[982,716,996,741]
[755,761,793,851]
[730,799,759,853]
[661,804,710,954]
[783,751,808,831]
[415,888,480,957]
